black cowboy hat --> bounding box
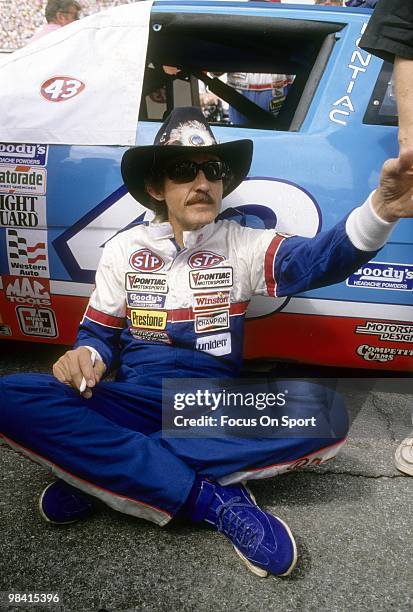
[121,106,253,210]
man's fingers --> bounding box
[52,347,100,393]
[398,148,413,172]
[52,361,67,384]
[382,154,413,177]
[77,348,97,388]
[93,359,107,383]
[81,388,93,399]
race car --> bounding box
[0,1,411,372]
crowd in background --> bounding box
[0,0,374,51]
[0,0,134,50]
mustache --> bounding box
[186,192,214,206]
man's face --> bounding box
[148,152,224,232]
[56,5,80,25]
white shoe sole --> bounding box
[38,482,78,525]
[394,437,413,476]
[235,482,298,578]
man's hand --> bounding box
[52,347,106,399]
[372,151,413,222]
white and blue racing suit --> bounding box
[0,195,395,525]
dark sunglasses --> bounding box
[162,160,231,183]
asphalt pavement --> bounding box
[0,342,412,612]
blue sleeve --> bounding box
[72,239,126,370]
[74,318,124,371]
[274,217,379,297]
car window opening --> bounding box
[139,14,345,132]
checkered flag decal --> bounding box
[7,229,28,259]
[7,229,46,264]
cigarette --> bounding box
[79,350,96,393]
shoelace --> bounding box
[215,497,262,553]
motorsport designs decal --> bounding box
[0,143,48,166]
[6,229,50,277]
[126,292,166,309]
[16,306,57,337]
[355,321,413,343]
[0,195,46,228]
[130,329,171,344]
[195,310,230,333]
[4,276,51,306]
[0,166,46,195]
[125,272,168,294]
[188,251,226,269]
[189,267,233,290]
[129,309,168,330]
[129,249,164,272]
[357,344,413,362]
[193,291,231,312]
[347,262,413,291]
[196,332,232,356]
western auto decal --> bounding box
[189,267,233,290]
[125,272,168,294]
[4,276,51,306]
[40,76,85,102]
[193,291,231,312]
[16,306,58,337]
[188,251,226,269]
[129,249,165,272]
[6,229,50,277]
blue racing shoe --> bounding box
[186,479,297,577]
[39,480,96,524]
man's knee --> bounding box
[0,373,61,430]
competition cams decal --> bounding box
[356,344,413,362]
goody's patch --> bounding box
[126,292,166,309]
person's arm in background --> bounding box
[394,56,413,156]
[358,0,413,154]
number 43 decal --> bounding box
[41,76,85,102]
